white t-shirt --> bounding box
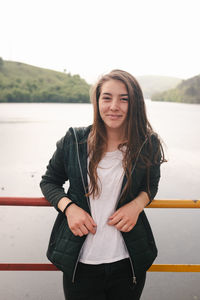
[79,149,129,264]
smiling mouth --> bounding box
[107,114,122,119]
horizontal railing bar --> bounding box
[0,263,58,271]
[0,263,200,272]
[0,197,200,208]
[148,199,200,208]
[149,264,200,272]
[0,197,50,206]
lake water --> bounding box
[0,102,200,300]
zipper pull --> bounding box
[133,276,137,285]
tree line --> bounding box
[0,59,91,103]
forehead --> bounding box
[100,79,128,95]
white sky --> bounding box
[1,0,200,83]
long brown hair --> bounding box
[87,69,165,200]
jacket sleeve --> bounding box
[40,132,70,211]
[140,135,161,204]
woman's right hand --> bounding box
[65,204,97,237]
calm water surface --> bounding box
[0,102,200,300]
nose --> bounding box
[110,99,119,110]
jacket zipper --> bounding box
[115,137,148,285]
[72,128,148,284]
[72,127,91,211]
[72,128,91,283]
[115,178,138,284]
[123,240,137,284]
[72,242,85,283]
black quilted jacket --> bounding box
[40,125,160,283]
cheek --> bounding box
[98,104,104,121]
[123,104,129,116]
[99,102,107,116]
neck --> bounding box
[105,128,127,152]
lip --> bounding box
[107,115,122,120]
[107,114,122,118]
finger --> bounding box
[109,210,120,219]
[119,223,130,232]
[108,214,122,226]
[121,225,134,232]
[72,228,84,237]
[88,214,97,227]
[126,225,134,232]
[76,228,85,237]
[114,219,127,230]
[85,219,97,234]
[79,224,89,235]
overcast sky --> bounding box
[1,0,200,83]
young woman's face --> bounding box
[98,79,129,134]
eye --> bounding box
[121,98,129,102]
[103,97,111,100]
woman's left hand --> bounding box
[108,193,149,232]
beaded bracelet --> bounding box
[63,201,75,215]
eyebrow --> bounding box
[102,93,129,96]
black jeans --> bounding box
[63,258,146,300]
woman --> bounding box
[40,69,165,300]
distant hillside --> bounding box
[152,74,200,104]
[137,75,182,98]
[0,58,90,103]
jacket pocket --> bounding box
[48,216,70,249]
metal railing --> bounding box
[1,197,200,273]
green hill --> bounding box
[1,58,193,103]
[137,75,182,98]
[152,74,200,104]
[0,58,90,103]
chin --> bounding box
[106,124,125,131]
